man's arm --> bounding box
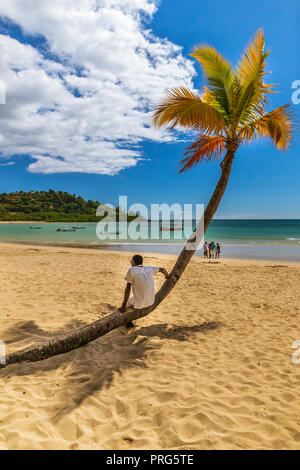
[159,267,170,279]
[119,282,131,312]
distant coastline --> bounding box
[0,190,139,223]
[0,221,48,224]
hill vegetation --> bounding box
[0,190,137,222]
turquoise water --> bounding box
[1,220,300,261]
[1,220,300,245]
[205,219,300,244]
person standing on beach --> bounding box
[203,242,208,258]
[119,254,170,327]
[208,242,212,258]
[216,243,221,259]
[210,241,216,258]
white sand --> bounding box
[0,242,300,449]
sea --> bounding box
[1,219,300,262]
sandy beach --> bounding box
[0,242,300,450]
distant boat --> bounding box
[30,226,42,229]
[56,226,76,232]
[160,226,182,231]
[98,232,120,235]
[72,224,86,229]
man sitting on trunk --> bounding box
[119,254,170,327]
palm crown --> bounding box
[153,29,295,172]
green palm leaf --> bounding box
[153,86,226,134]
[190,45,235,119]
[234,28,274,127]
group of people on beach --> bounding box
[203,241,221,259]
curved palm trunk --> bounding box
[154,149,235,304]
[1,150,235,368]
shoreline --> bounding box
[0,221,47,224]
[1,240,300,266]
[0,221,97,224]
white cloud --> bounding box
[0,0,195,174]
[0,161,14,166]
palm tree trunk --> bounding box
[1,150,235,368]
[153,148,235,304]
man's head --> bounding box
[131,254,143,266]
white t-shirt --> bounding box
[125,265,160,309]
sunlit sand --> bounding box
[0,243,299,449]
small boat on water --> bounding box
[98,232,120,235]
[30,226,42,229]
[56,226,76,232]
[160,226,182,231]
[72,225,86,229]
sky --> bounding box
[0,0,299,218]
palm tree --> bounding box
[1,29,294,368]
[151,27,294,297]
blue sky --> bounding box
[0,0,299,218]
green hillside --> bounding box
[0,190,136,222]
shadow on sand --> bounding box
[0,320,223,422]
[2,319,87,345]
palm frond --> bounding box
[239,105,295,150]
[190,45,235,119]
[234,28,275,126]
[180,135,226,172]
[152,86,226,134]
